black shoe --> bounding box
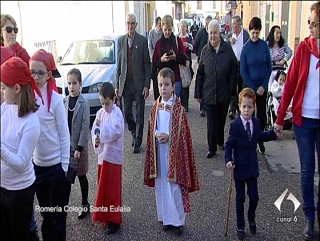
[200,110,205,117]
[206,151,215,158]
[78,203,90,219]
[303,220,314,241]
[131,131,136,147]
[174,226,184,236]
[236,229,245,240]
[133,140,141,153]
[163,225,173,231]
[29,229,40,241]
[107,222,120,235]
[133,146,140,153]
[257,142,265,154]
[218,144,225,150]
[185,108,189,112]
[229,110,236,120]
[249,221,257,235]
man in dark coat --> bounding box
[193,15,212,117]
[116,13,151,154]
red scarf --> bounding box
[1,46,14,65]
[1,57,42,100]
[144,96,200,212]
[30,49,58,112]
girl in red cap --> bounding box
[1,57,41,241]
[30,49,70,241]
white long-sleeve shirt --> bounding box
[1,103,40,190]
[91,105,124,165]
[33,83,70,172]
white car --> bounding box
[55,35,120,120]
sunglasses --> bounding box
[2,26,19,34]
[308,18,320,28]
[31,70,49,78]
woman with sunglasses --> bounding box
[275,2,320,241]
[1,14,30,66]
[265,25,293,90]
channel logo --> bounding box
[274,189,300,212]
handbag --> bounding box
[179,60,192,88]
[66,155,79,184]
[175,36,192,88]
[66,165,77,184]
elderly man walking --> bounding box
[116,13,151,154]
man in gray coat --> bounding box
[116,13,151,154]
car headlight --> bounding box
[84,82,103,93]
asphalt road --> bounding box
[33,54,319,241]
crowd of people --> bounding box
[1,2,319,240]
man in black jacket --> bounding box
[193,15,212,117]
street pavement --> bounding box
[33,54,319,241]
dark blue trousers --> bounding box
[205,102,229,153]
[234,178,259,229]
[1,182,35,241]
[34,163,68,241]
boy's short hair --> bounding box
[157,67,175,85]
[239,87,256,105]
[99,82,115,100]
[67,68,82,84]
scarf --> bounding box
[1,46,14,65]
[30,49,58,112]
[1,57,42,100]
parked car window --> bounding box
[60,40,115,65]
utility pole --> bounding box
[17,0,24,46]
[111,1,114,33]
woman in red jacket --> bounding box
[1,14,30,65]
[274,2,319,241]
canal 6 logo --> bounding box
[274,189,301,223]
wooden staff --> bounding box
[224,166,234,236]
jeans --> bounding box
[293,117,320,220]
[174,81,182,98]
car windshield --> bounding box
[60,40,115,65]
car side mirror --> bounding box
[56,56,62,63]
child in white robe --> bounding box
[144,68,200,236]
[91,82,124,235]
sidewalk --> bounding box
[264,129,319,193]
